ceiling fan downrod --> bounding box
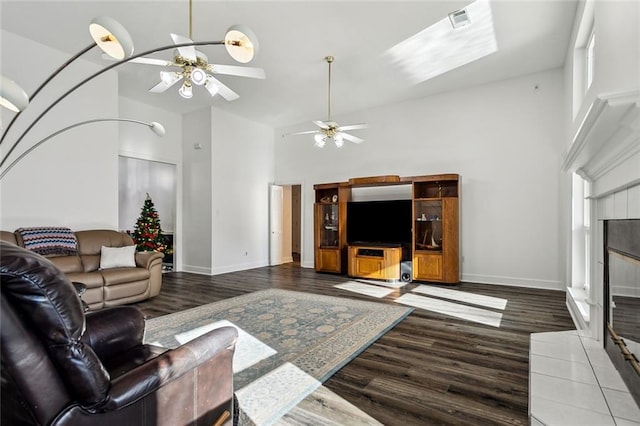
[326,55,334,123]
[188,0,193,39]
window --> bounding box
[571,0,595,118]
[571,173,591,291]
[586,30,595,90]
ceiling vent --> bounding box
[449,8,471,28]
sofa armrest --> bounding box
[82,306,145,361]
[134,251,164,269]
[100,326,238,411]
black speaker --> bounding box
[400,261,412,282]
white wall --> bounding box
[210,108,275,274]
[1,31,119,231]
[182,108,212,274]
[119,97,182,163]
[276,68,567,290]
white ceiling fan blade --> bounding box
[102,53,174,67]
[336,123,368,132]
[170,33,197,61]
[288,130,320,136]
[340,132,364,144]
[130,57,175,66]
[208,64,266,79]
[149,75,183,93]
[313,120,329,129]
[204,75,239,101]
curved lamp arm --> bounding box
[0,118,164,180]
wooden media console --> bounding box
[347,245,403,281]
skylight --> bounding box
[386,0,497,84]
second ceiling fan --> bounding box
[289,56,367,148]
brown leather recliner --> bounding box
[0,241,238,425]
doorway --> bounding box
[269,183,303,267]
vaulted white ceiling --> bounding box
[1,0,578,128]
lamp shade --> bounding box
[89,16,134,60]
[0,76,29,112]
[160,71,180,87]
[149,122,166,137]
[178,82,193,99]
[224,25,259,63]
[190,68,207,85]
[314,133,326,148]
[205,77,220,97]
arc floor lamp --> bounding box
[0,15,259,178]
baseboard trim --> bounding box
[566,294,590,333]
[462,273,564,291]
[211,260,269,275]
[181,265,212,275]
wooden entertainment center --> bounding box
[313,174,460,284]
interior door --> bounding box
[269,184,284,266]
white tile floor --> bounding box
[530,330,640,425]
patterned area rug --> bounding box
[144,289,412,424]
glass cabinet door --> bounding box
[319,203,339,247]
[414,200,443,252]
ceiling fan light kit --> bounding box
[136,1,264,101]
[287,55,367,148]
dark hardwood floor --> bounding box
[134,264,574,426]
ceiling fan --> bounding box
[286,56,367,148]
[105,0,265,100]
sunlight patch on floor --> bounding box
[236,362,321,426]
[396,293,503,327]
[334,282,395,298]
[412,285,508,310]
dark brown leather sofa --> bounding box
[0,229,163,310]
[0,241,238,425]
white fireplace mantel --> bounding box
[562,91,640,198]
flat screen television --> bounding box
[347,199,412,245]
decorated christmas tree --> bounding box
[131,193,167,252]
